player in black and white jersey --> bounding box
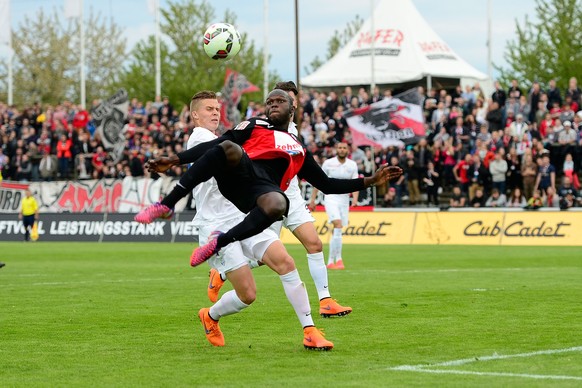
[209,82,352,317]
[186,91,333,350]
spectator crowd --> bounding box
[1,76,581,210]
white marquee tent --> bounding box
[301,0,488,89]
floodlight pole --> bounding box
[294,0,302,128]
[263,0,269,101]
[487,0,492,81]
[370,0,375,94]
[80,0,86,109]
[6,0,12,106]
[154,0,161,99]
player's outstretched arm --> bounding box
[299,153,402,194]
[145,135,231,173]
[371,164,403,186]
[145,156,177,173]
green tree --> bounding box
[0,8,126,106]
[120,0,275,110]
[305,14,364,74]
[496,0,582,91]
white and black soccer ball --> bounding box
[203,22,241,60]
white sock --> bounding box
[209,290,249,320]
[307,252,330,300]
[329,228,343,263]
[280,269,314,328]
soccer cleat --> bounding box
[198,307,225,347]
[334,259,345,270]
[303,326,333,351]
[191,231,223,267]
[326,262,337,270]
[134,202,173,224]
[319,298,353,318]
[207,268,225,303]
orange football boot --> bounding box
[198,308,225,347]
[319,298,353,318]
[303,326,333,351]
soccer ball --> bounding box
[203,23,241,60]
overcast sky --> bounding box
[6,0,538,84]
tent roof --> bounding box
[301,0,488,88]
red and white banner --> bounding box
[220,68,259,129]
[344,88,426,147]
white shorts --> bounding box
[284,192,315,231]
[198,217,279,274]
[324,200,349,225]
[270,186,315,235]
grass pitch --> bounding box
[1,242,581,387]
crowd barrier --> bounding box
[1,210,580,246]
[0,212,199,242]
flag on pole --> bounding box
[344,88,426,148]
[93,89,129,162]
[146,0,156,15]
[220,69,260,128]
[64,0,81,19]
[31,221,39,241]
[0,0,10,47]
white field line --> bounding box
[395,368,582,381]
[344,268,528,275]
[0,276,207,287]
[391,346,582,381]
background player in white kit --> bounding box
[209,82,352,318]
[187,91,333,350]
[309,142,359,269]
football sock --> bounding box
[161,145,227,209]
[161,183,189,209]
[217,207,277,250]
[209,290,249,320]
[329,228,343,263]
[280,269,314,328]
[307,252,331,300]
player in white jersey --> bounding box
[187,91,333,350]
[208,82,352,317]
[309,142,359,269]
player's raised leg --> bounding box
[191,191,289,266]
[135,140,241,224]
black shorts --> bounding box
[23,215,35,228]
[215,152,288,215]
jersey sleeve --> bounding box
[298,152,365,194]
[177,136,225,164]
[177,118,265,164]
[351,161,359,179]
